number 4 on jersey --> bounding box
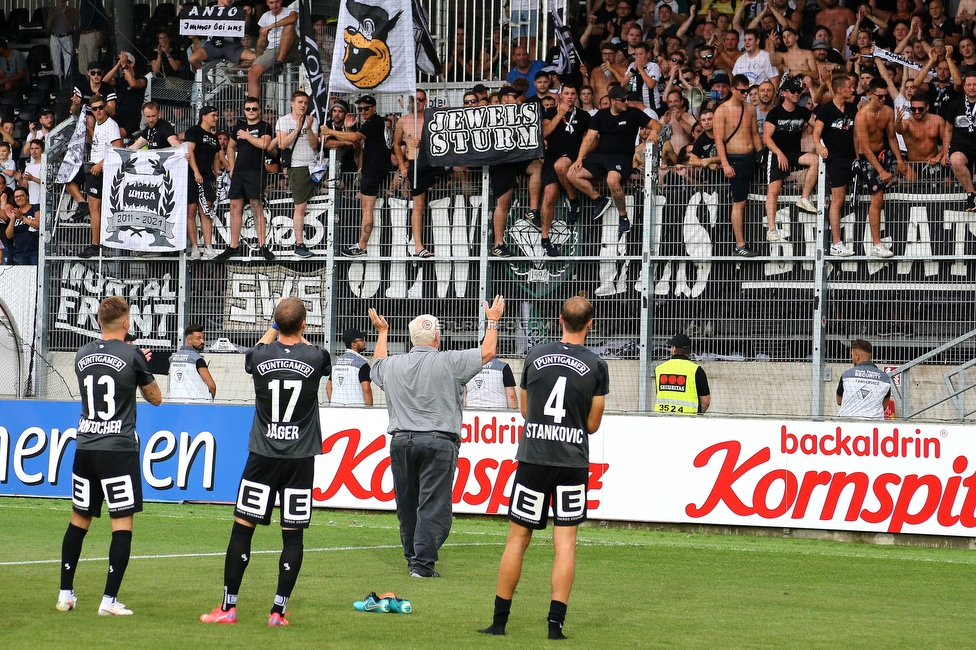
[544,376,567,423]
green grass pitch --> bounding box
[1,497,975,649]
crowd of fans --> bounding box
[6,0,976,264]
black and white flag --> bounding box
[412,0,441,76]
[549,0,581,76]
[100,145,188,252]
[299,0,329,126]
[56,109,88,184]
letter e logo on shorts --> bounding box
[283,488,311,524]
[555,484,586,519]
[102,475,135,510]
[72,474,91,509]
[237,479,271,516]
[510,484,545,524]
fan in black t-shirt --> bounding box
[319,94,393,257]
[568,85,655,236]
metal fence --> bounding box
[23,109,976,420]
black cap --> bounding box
[711,70,730,84]
[472,83,488,94]
[499,85,521,98]
[199,105,218,120]
[608,85,629,100]
[534,70,550,80]
[356,94,377,106]
[40,107,54,116]
[87,60,104,71]
[780,77,803,93]
[342,328,367,346]
[667,333,692,349]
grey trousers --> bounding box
[389,432,459,576]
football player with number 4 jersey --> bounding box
[58,297,162,617]
[201,297,331,627]
[480,295,609,641]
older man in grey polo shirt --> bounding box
[369,296,506,578]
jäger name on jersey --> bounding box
[266,423,299,440]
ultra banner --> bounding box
[418,104,544,169]
[100,145,189,253]
[5,403,976,537]
[178,4,247,38]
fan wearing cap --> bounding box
[762,77,819,241]
[185,106,221,260]
[77,93,123,259]
[327,328,373,406]
[322,99,359,176]
[320,94,393,257]
[568,84,653,236]
[26,108,55,149]
[654,333,710,415]
[713,73,763,257]
[71,60,117,117]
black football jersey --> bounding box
[74,339,155,452]
[518,342,610,468]
[245,341,332,459]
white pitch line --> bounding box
[0,541,505,567]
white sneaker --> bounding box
[829,242,855,257]
[796,197,817,213]
[190,247,201,261]
[870,243,894,258]
[98,599,133,616]
[56,592,77,612]
[766,227,781,242]
[203,246,217,260]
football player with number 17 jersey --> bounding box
[201,297,331,627]
[480,295,609,641]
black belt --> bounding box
[392,430,458,441]
[53,33,71,37]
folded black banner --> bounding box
[418,104,544,168]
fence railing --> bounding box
[25,119,976,420]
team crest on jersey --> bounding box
[337,375,345,386]
[341,0,401,89]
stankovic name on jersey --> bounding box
[523,422,585,444]
[256,358,315,377]
[532,354,591,376]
